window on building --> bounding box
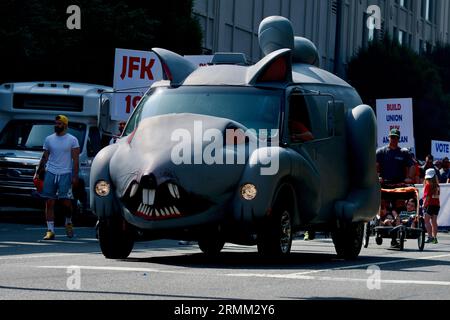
[422,0,432,22]
[399,0,408,9]
[398,30,405,46]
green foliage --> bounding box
[347,36,450,159]
[0,0,203,85]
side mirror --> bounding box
[98,98,111,134]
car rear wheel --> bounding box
[332,222,364,260]
[257,205,293,257]
[98,216,134,259]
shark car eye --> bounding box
[240,183,257,201]
[95,180,111,197]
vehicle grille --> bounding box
[0,161,37,196]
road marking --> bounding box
[0,252,99,260]
[291,253,450,276]
[225,273,450,286]
[24,227,93,231]
[37,265,161,273]
[0,241,52,246]
[36,265,192,275]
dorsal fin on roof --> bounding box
[152,48,197,86]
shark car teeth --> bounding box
[142,189,156,205]
[135,203,184,220]
[129,183,139,198]
[168,183,180,199]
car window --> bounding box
[123,86,282,136]
[0,120,86,152]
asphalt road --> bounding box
[1,210,450,301]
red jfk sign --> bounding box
[120,56,155,81]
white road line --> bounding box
[24,227,93,231]
[35,262,450,287]
[36,265,190,275]
[291,253,450,276]
[0,241,52,246]
[0,252,98,260]
[225,273,450,286]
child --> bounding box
[379,201,398,226]
[423,169,440,244]
[395,198,418,227]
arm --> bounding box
[404,165,415,184]
[35,150,49,178]
[72,147,80,185]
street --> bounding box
[1,211,450,300]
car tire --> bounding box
[98,216,134,259]
[198,236,225,256]
[363,222,371,248]
[332,222,364,260]
[417,217,426,251]
[257,203,293,257]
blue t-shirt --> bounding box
[376,146,413,183]
[43,133,80,175]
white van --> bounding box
[0,82,115,210]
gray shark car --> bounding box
[91,16,380,260]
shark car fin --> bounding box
[246,48,292,85]
[151,48,197,86]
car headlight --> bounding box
[241,183,257,201]
[95,180,110,197]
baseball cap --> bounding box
[425,168,436,179]
[55,115,69,126]
[389,128,400,137]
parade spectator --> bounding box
[423,169,440,244]
[439,157,450,183]
[35,115,80,240]
[409,150,421,184]
[109,121,127,145]
[376,129,415,185]
[420,154,441,183]
[379,201,399,227]
[393,198,418,228]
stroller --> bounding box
[364,185,426,251]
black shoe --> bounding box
[390,239,400,248]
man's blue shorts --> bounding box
[41,172,73,200]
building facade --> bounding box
[193,0,450,77]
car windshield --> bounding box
[124,86,282,136]
[0,120,86,152]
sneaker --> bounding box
[43,230,55,240]
[304,231,310,241]
[425,237,434,243]
[65,223,74,238]
[390,239,400,248]
[432,238,438,244]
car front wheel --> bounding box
[257,205,293,257]
[98,216,134,259]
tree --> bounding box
[0,0,203,85]
[347,37,450,159]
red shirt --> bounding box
[423,183,440,207]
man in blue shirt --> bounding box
[376,128,415,185]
